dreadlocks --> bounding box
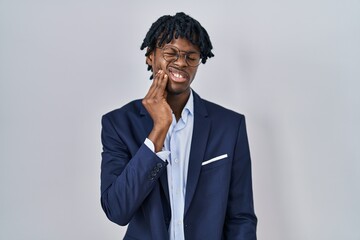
[140,12,214,78]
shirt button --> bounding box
[174,158,179,163]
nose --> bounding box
[174,53,188,67]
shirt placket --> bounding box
[169,117,186,240]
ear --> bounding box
[146,48,154,66]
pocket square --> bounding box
[202,154,228,166]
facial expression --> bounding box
[146,37,200,96]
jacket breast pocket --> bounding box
[201,154,229,171]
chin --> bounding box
[166,88,183,96]
[166,82,190,96]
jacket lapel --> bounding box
[184,91,210,215]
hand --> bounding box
[142,70,172,152]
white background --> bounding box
[1,0,359,239]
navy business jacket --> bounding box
[100,90,257,239]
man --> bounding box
[100,12,257,239]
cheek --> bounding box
[190,68,198,80]
[153,56,168,71]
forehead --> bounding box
[162,37,200,52]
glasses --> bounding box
[158,45,201,67]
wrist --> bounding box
[148,126,169,152]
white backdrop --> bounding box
[1,0,359,239]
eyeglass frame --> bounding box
[156,45,202,67]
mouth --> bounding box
[167,67,189,83]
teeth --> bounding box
[174,73,183,78]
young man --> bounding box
[100,12,257,240]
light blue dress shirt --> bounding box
[144,91,194,240]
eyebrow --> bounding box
[164,45,200,54]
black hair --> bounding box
[140,12,214,78]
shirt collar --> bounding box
[180,90,194,124]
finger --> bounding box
[144,70,162,99]
[154,73,168,99]
[149,70,163,98]
[149,70,165,98]
[159,73,168,96]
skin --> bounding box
[142,37,200,152]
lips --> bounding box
[168,67,189,83]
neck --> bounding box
[167,90,191,121]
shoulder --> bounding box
[204,99,244,117]
[195,92,245,124]
[195,94,249,141]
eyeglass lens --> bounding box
[162,46,201,66]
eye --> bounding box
[163,47,177,54]
[162,47,178,60]
[163,52,177,57]
[187,53,200,61]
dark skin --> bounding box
[142,37,200,152]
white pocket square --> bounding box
[202,154,228,166]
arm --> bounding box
[100,116,167,225]
[224,116,257,239]
[100,70,172,226]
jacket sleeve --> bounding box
[224,116,257,239]
[100,114,167,226]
